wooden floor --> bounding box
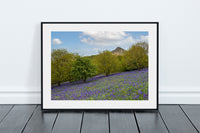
[0,105,200,133]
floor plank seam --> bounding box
[79,112,84,133]
[21,105,38,133]
[108,111,111,133]
[158,110,170,133]
[51,112,59,132]
[0,105,14,125]
[179,105,200,133]
[133,112,141,133]
[1,104,200,133]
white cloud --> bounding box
[73,47,104,56]
[82,31,126,40]
[80,31,148,47]
[140,35,148,42]
[80,31,135,47]
[52,38,62,45]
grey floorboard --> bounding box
[110,111,139,133]
[52,111,82,133]
[22,105,57,133]
[0,104,199,133]
[180,105,200,132]
[135,111,169,133]
[0,105,36,133]
[159,105,198,133]
[0,105,13,123]
[81,112,109,133]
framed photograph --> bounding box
[41,22,158,110]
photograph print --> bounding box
[42,22,158,109]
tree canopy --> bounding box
[51,49,75,86]
[51,42,149,86]
[71,57,96,82]
[95,50,118,76]
[123,42,148,70]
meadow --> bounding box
[52,68,148,100]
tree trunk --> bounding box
[138,66,141,71]
[69,73,73,83]
[58,81,61,86]
[69,77,72,83]
[83,75,87,82]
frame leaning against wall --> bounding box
[41,22,159,110]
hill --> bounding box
[112,47,125,55]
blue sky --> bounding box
[51,31,148,56]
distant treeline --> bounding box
[51,42,148,86]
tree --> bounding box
[61,53,76,82]
[71,57,96,82]
[51,49,75,86]
[95,50,118,76]
[123,42,148,70]
[136,42,148,54]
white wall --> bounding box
[0,0,200,104]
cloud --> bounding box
[73,47,103,56]
[140,35,148,42]
[80,31,148,47]
[52,38,62,45]
[82,31,126,40]
[80,31,135,47]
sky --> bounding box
[51,31,148,56]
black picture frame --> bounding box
[41,22,159,111]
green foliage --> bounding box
[123,42,148,71]
[51,42,149,86]
[71,57,96,82]
[95,50,119,76]
[83,55,98,60]
[136,42,148,54]
[51,49,76,86]
[116,55,125,72]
